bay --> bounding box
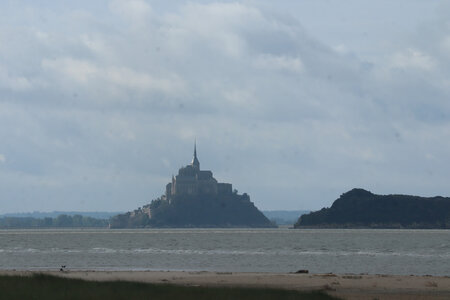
[0,228,449,275]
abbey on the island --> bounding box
[165,144,232,200]
[109,143,275,228]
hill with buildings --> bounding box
[294,188,450,229]
[110,145,274,228]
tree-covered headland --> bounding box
[295,188,450,229]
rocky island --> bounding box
[110,145,274,228]
[295,188,450,229]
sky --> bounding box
[1,0,450,213]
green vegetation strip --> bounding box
[0,274,338,300]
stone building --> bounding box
[165,144,232,200]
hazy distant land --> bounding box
[0,214,109,229]
[262,210,310,225]
[0,211,122,219]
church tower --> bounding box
[191,142,200,169]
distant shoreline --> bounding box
[2,226,450,230]
[292,226,450,230]
[2,270,449,299]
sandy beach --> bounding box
[1,270,449,300]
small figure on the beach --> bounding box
[60,265,67,272]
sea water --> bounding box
[0,228,449,275]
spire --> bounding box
[191,140,200,169]
[194,140,197,157]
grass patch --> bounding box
[0,274,339,300]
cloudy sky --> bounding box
[1,0,449,213]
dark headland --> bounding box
[110,145,274,228]
[295,188,450,229]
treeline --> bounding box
[0,214,109,229]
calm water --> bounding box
[0,228,449,275]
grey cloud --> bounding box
[0,1,449,213]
